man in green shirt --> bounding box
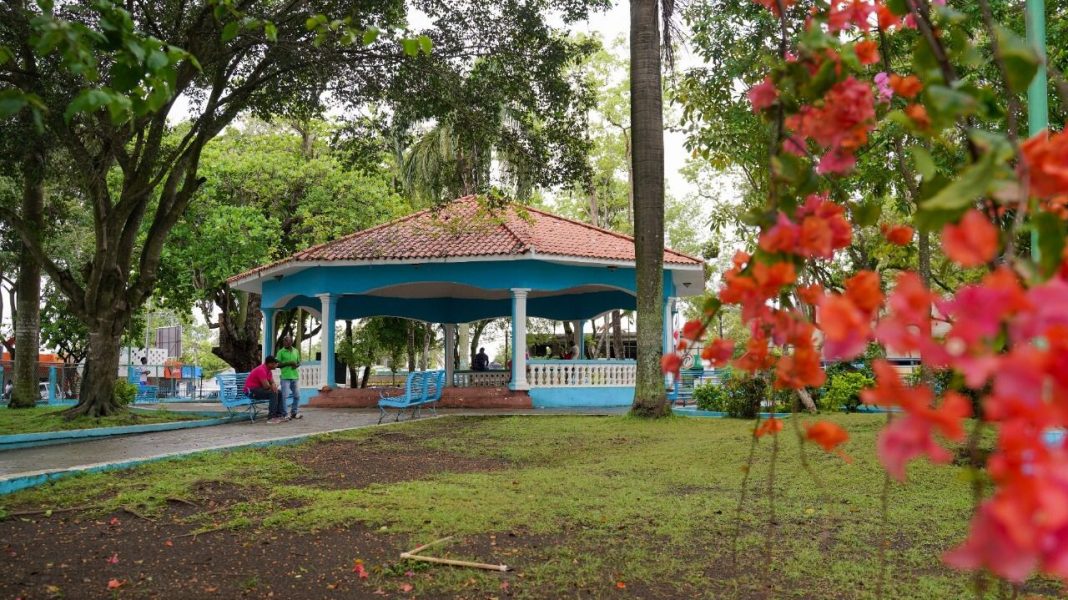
[276,336,303,420]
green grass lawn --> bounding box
[0,405,207,435]
[1,414,1049,598]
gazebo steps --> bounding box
[309,387,532,410]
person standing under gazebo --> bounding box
[276,336,303,420]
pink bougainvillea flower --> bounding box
[877,414,952,480]
[944,502,1039,582]
[818,294,869,360]
[1021,128,1068,200]
[748,76,779,112]
[873,71,893,103]
[828,0,876,32]
[816,147,857,174]
[758,212,801,254]
[942,209,999,267]
[844,270,883,315]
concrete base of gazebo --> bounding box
[308,387,533,410]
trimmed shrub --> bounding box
[693,383,726,411]
[822,372,873,412]
[114,380,138,407]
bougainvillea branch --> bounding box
[667,0,1068,587]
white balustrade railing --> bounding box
[298,362,321,389]
[527,360,636,387]
[453,370,510,387]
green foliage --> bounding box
[692,382,725,411]
[821,372,874,413]
[113,380,138,407]
[694,370,779,418]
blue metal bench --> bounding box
[134,385,159,404]
[216,373,269,422]
[377,370,444,424]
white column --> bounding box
[458,322,470,369]
[510,288,530,391]
[444,323,456,387]
[572,320,584,359]
[317,293,337,388]
[662,297,674,355]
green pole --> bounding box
[1026,0,1048,136]
[1026,0,1047,261]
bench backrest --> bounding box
[217,373,252,408]
[425,370,445,402]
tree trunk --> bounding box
[10,146,45,409]
[213,291,262,372]
[469,320,489,365]
[345,320,358,386]
[420,324,430,370]
[360,365,371,388]
[67,323,124,417]
[406,322,416,372]
[629,0,669,418]
[611,310,624,359]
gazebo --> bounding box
[227,196,705,408]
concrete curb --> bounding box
[0,413,239,452]
[0,416,438,496]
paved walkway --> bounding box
[0,406,625,490]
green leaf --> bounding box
[221,21,240,42]
[926,85,977,117]
[909,145,936,180]
[63,88,114,122]
[0,90,28,118]
[0,46,13,65]
[851,198,882,227]
[146,49,168,72]
[995,26,1039,94]
[417,35,432,55]
[921,151,996,211]
[361,26,379,45]
[401,38,420,57]
[1034,211,1066,279]
[263,21,277,42]
[305,15,327,31]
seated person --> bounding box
[244,356,286,423]
[473,347,490,371]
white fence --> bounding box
[528,360,636,387]
[298,362,321,389]
[453,370,510,387]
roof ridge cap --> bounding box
[520,203,704,264]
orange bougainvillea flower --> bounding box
[701,338,735,366]
[755,417,784,438]
[889,74,923,98]
[905,103,930,129]
[1020,128,1068,199]
[942,209,999,267]
[805,421,849,452]
[881,223,914,246]
[854,39,880,65]
[661,353,682,377]
[844,270,884,314]
[681,319,706,342]
[797,283,824,305]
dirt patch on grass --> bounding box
[288,433,508,491]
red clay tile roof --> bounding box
[229,196,703,283]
